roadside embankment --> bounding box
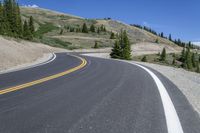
[0,36,68,72]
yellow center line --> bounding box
[0,55,87,95]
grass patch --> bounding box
[133,53,182,67]
[34,23,58,37]
[34,37,81,50]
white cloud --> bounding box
[142,21,150,27]
[24,4,39,8]
[192,42,200,46]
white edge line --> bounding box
[0,53,56,75]
[82,54,184,133]
[130,62,184,133]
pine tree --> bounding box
[192,53,196,68]
[93,41,99,49]
[90,24,95,32]
[100,25,104,31]
[160,48,166,61]
[0,2,4,34]
[141,56,147,62]
[199,55,200,62]
[15,3,23,37]
[172,53,176,65]
[3,0,13,35]
[185,47,192,69]
[110,40,122,59]
[110,32,115,39]
[180,48,186,62]
[169,34,172,41]
[110,30,132,60]
[103,26,106,32]
[82,23,88,33]
[97,27,100,34]
[60,29,64,35]
[160,32,164,38]
[23,20,32,40]
[196,62,200,73]
[29,16,35,34]
[0,0,23,37]
[172,57,176,65]
[121,30,131,60]
[155,38,159,43]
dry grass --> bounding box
[0,36,67,71]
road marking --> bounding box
[82,54,184,133]
[0,53,56,75]
[129,62,184,133]
[0,55,87,95]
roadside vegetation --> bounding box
[134,47,200,73]
[0,0,35,40]
[110,30,132,60]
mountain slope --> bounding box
[20,7,181,52]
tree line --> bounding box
[0,0,35,40]
[131,24,200,50]
[61,23,107,34]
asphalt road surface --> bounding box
[0,53,199,133]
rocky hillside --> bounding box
[20,7,180,51]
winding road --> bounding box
[0,53,199,133]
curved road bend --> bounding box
[0,53,199,133]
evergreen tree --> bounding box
[110,40,122,59]
[90,24,95,32]
[172,57,176,65]
[16,3,23,36]
[29,16,35,34]
[0,0,23,37]
[141,56,147,62]
[60,29,64,35]
[121,30,131,60]
[23,20,32,40]
[93,41,99,49]
[188,41,192,48]
[100,25,104,31]
[160,32,164,38]
[70,27,75,32]
[97,27,100,34]
[192,53,196,68]
[0,2,4,34]
[82,23,88,33]
[155,38,159,43]
[180,48,186,62]
[172,53,176,65]
[199,55,200,62]
[110,30,132,60]
[197,62,200,73]
[169,34,172,41]
[110,32,115,39]
[185,47,192,69]
[160,48,166,61]
[103,26,106,32]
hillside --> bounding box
[0,36,67,71]
[20,7,181,53]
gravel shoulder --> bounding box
[83,53,200,116]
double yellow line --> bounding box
[0,55,87,95]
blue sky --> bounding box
[19,0,200,42]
